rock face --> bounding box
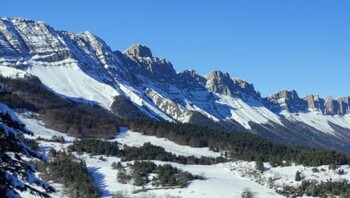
[303,95,324,110]
[206,70,260,99]
[177,70,207,90]
[338,97,350,115]
[321,97,350,115]
[0,18,71,63]
[121,44,177,83]
[267,90,350,115]
[1,17,350,152]
[124,44,153,58]
[268,90,307,112]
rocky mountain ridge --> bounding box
[1,17,350,152]
[267,89,350,115]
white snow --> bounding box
[0,65,28,78]
[216,94,283,129]
[263,163,350,191]
[14,111,350,198]
[281,110,350,135]
[26,60,120,109]
[117,83,175,121]
[18,112,75,141]
[82,156,283,198]
[115,128,221,158]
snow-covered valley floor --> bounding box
[18,113,350,198]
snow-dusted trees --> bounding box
[0,103,54,197]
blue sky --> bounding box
[2,1,350,97]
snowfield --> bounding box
[26,61,120,109]
[81,156,283,198]
[115,128,221,158]
[16,112,350,198]
[281,110,350,136]
[216,94,283,129]
[0,63,120,109]
[0,65,28,78]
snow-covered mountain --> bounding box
[1,17,350,152]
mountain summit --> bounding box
[124,44,153,58]
[1,17,350,152]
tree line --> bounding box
[68,139,226,165]
[126,119,350,167]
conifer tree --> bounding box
[0,103,54,197]
[255,160,264,172]
[295,170,302,181]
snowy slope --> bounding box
[15,111,350,198]
[115,128,221,158]
[14,112,279,197]
[117,83,176,121]
[82,156,284,198]
[0,65,28,78]
[26,60,120,109]
[281,110,350,135]
[216,94,283,129]
[19,111,75,142]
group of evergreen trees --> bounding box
[69,139,226,165]
[126,119,350,167]
[36,152,101,198]
[116,161,203,188]
[36,135,66,143]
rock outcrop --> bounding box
[206,70,260,99]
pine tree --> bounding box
[0,103,55,197]
[255,160,264,172]
[111,162,118,170]
[295,170,302,181]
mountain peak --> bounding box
[124,44,153,58]
[205,70,260,98]
[271,90,299,100]
[206,70,230,79]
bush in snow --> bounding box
[241,188,255,198]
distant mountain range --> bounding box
[1,17,350,152]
